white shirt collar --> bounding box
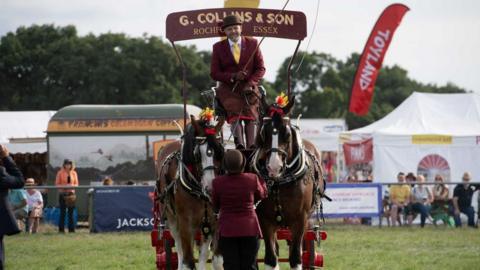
[228,38,241,49]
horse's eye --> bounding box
[281,127,291,141]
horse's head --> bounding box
[257,93,295,179]
[189,113,224,191]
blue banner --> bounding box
[92,186,155,232]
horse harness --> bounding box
[159,140,217,237]
[250,126,329,226]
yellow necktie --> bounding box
[233,43,240,64]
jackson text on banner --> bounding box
[349,4,409,116]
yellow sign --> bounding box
[224,0,260,8]
[48,119,186,133]
[412,135,452,145]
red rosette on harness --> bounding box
[269,106,284,117]
[269,92,289,117]
[203,127,216,135]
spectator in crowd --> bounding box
[25,178,43,234]
[0,144,25,269]
[407,175,433,227]
[55,159,79,233]
[102,177,113,186]
[126,180,135,185]
[345,175,357,183]
[212,150,267,270]
[452,172,479,228]
[432,174,449,202]
[406,172,416,187]
[389,172,411,226]
[8,186,28,231]
[431,174,452,226]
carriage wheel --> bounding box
[164,238,173,270]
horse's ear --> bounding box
[282,95,295,115]
[190,115,202,135]
[215,116,225,133]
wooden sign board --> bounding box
[166,8,307,41]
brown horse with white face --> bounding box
[156,115,224,270]
[251,96,325,270]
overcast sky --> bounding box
[1,0,479,93]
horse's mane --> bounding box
[182,124,196,166]
[181,122,224,166]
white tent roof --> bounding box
[0,111,55,153]
[347,92,480,136]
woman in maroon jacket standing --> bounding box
[212,149,267,270]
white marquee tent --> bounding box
[0,111,55,153]
[344,92,480,182]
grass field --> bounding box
[4,225,480,270]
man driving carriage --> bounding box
[210,14,266,149]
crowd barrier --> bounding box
[91,186,155,232]
[23,182,479,232]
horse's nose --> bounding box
[267,159,282,177]
[267,164,274,176]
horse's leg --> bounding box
[263,226,279,270]
[198,236,212,270]
[169,218,184,270]
[289,214,307,270]
[211,230,224,270]
[212,255,224,270]
[178,217,196,270]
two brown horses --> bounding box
[156,115,224,270]
[251,97,325,270]
[156,96,325,270]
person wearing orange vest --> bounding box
[55,159,79,233]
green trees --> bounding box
[0,24,468,129]
[0,25,211,110]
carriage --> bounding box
[151,7,328,269]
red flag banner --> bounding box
[349,4,409,116]
[343,138,373,166]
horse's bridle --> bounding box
[193,136,221,177]
[261,117,292,178]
